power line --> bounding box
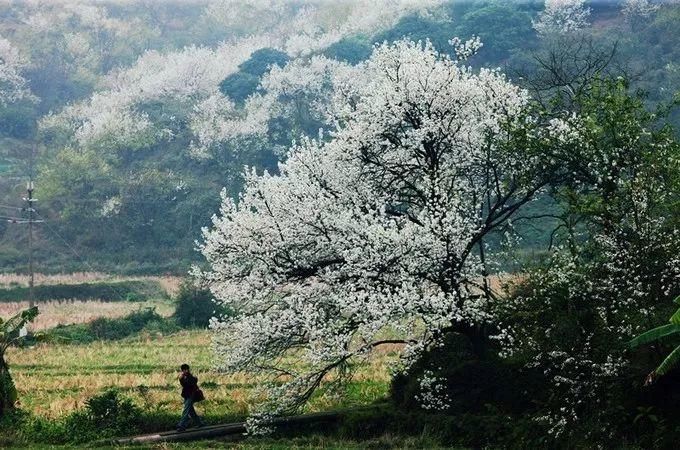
[0,215,27,222]
[33,210,131,303]
[0,203,23,211]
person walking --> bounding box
[176,363,206,432]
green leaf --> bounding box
[674,295,680,306]
[670,307,680,325]
[629,323,680,348]
[656,345,680,376]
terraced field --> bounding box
[6,331,396,420]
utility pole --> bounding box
[3,181,42,306]
[2,145,43,307]
[24,180,36,308]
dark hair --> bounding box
[180,363,190,371]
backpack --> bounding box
[193,388,205,402]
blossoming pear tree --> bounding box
[0,35,34,106]
[533,0,591,35]
[198,37,567,414]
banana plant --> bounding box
[0,306,38,416]
[629,295,680,385]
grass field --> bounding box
[6,331,396,420]
[1,272,408,448]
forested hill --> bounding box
[0,0,678,274]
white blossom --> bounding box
[41,36,273,150]
[533,0,591,35]
[100,196,122,217]
[415,370,451,411]
[622,0,660,21]
[206,0,449,57]
[0,35,34,105]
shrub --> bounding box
[174,279,229,328]
[238,48,289,76]
[60,388,141,443]
[47,307,179,344]
[218,72,259,103]
[88,307,164,340]
[10,389,142,445]
[84,388,140,431]
[391,332,543,416]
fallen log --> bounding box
[104,410,343,445]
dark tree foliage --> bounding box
[238,48,290,77]
[174,279,229,328]
[219,47,290,102]
[219,72,260,103]
[323,37,372,64]
[455,4,535,62]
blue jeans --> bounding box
[177,397,204,429]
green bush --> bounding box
[323,37,372,64]
[174,279,230,328]
[89,316,135,340]
[219,71,260,103]
[70,388,139,441]
[47,307,179,344]
[3,389,142,445]
[83,388,140,432]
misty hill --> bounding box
[0,0,678,274]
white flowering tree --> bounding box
[189,55,358,158]
[42,1,448,156]
[622,0,660,30]
[0,36,33,106]
[205,0,448,56]
[622,0,659,20]
[533,0,591,35]
[36,1,450,257]
[199,38,566,415]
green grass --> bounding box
[13,435,465,449]
[6,330,394,420]
[1,327,401,447]
[130,435,463,449]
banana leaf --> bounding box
[656,344,680,376]
[629,323,680,349]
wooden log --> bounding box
[104,410,343,446]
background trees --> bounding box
[2,0,679,274]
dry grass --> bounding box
[0,299,174,331]
[0,272,111,286]
[0,272,182,296]
[0,272,181,330]
[6,331,395,419]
